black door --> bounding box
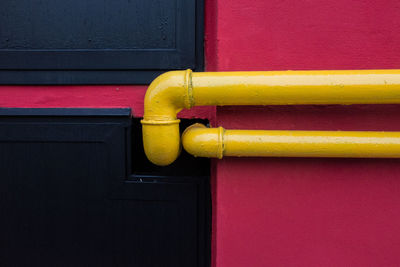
[0,108,210,267]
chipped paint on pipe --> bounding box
[142,69,400,165]
[182,123,400,159]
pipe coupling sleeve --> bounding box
[184,69,194,109]
[217,126,225,159]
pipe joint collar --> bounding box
[141,118,181,125]
[217,126,225,159]
[184,69,194,109]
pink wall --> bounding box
[209,0,400,266]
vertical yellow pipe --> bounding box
[141,70,192,166]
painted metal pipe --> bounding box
[141,69,400,165]
[182,123,400,159]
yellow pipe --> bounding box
[192,69,400,105]
[142,69,400,165]
[182,123,400,159]
[141,71,193,166]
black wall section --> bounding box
[0,0,204,84]
[0,108,210,267]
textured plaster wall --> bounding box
[207,0,400,266]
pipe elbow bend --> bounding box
[142,119,181,166]
[182,123,225,159]
[141,70,193,166]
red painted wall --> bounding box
[0,85,214,119]
[209,0,400,266]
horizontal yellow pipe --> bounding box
[142,69,400,165]
[192,69,400,105]
[182,123,400,159]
